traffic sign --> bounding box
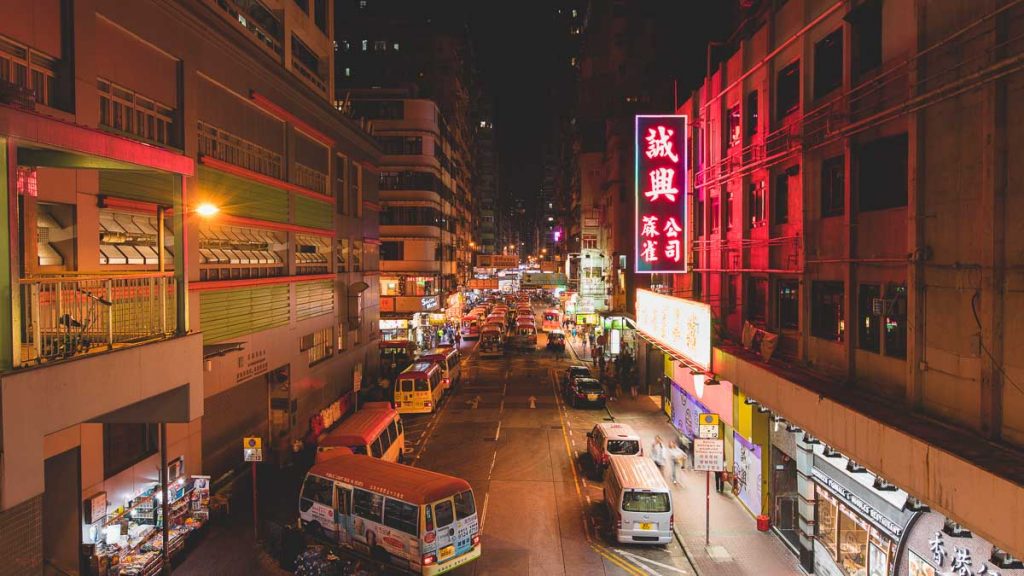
[698,413,720,439]
[243,437,263,462]
[693,438,724,472]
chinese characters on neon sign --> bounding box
[635,115,688,273]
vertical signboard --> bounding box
[635,114,689,274]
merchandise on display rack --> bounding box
[86,475,208,576]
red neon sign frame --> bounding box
[635,114,688,274]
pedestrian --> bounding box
[715,470,726,493]
[668,441,686,485]
[588,331,595,349]
[630,380,639,401]
[455,332,462,348]
[651,436,667,472]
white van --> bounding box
[604,455,673,544]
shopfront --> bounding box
[897,511,1024,576]
[83,458,208,576]
[600,313,637,358]
[379,318,412,341]
[812,451,918,576]
[664,361,736,466]
[769,414,802,552]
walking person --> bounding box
[668,440,687,485]
[715,470,726,493]
[630,380,639,401]
[651,436,667,474]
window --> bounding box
[424,502,434,532]
[103,423,158,478]
[301,475,333,507]
[383,498,419,535]
[849,0,882,78]
[774,172,789,224]
[291,36,326,92]
[293,0,309,13]
[336,486,350,515]
[434,499,454,528]
[371,435,383,458]
[728,275,740,312]
[305,327,334,366]
[748,277,768,323]
[857,284,881,352]
[98,79,176,146]
[884,283,907,358]
[857,134,908,212]
[393,42,400,50]
[582,235,598,250]
[727,104,741,149]
[777,279,799,330]
[816,487,839,558]
[337,238,349,271]
[814,29,843,99]
[361,39,368,51]
[314,0,327,32]
[373,40,387,51]
[353,164,364,216]
[352,240,362,271]
[812,281,845,341]
[0,35,58,108]
[710,197,721,233]
[387,420,400,444]
[838,506,869,574]
[750,181,766,227]
[414,381,429,392]
[746,91,759,136]
[353,488,384,521]
[454,491,476,519]
[337,322,346,351]
[622,491,670,513]
[335,155,348,215]
[725,191,735,230]
[380,241,403,261]
[381,206,441,226]
[776,61,800,119]
[378,136,423,155]
[821,156,845,217]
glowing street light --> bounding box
[195,202,220,218]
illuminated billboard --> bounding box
[636,289,710,370]
[635,115,688,274]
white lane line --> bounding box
[615,549,689,574]
[494,420,502,441]
[480,491,491,531]
[609,551,664,576]
[488,451,497,476]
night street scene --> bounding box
[2,0,1024,575]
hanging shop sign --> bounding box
[733,432,763,517]
[635,114,689,274]
[698,413,720,439]
[420,295,440,311]
[637,289,711,370]
[235,348,269,384]
[379,319,409,330]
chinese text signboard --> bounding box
[635,114,688,274]
[693,438,724,472]
[636,289,711,370]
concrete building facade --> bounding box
[0,0,380,573]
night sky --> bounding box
[462,1,737,202]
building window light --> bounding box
[344,67,351,77]
[361,39,368,51]
[393,42,400,51]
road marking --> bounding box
[615,550,689,574]
[494,420,502,441]
[480,491,490,531]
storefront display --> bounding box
[733,432,763,516]
[897,511,1024,576]
[86,475,207,576]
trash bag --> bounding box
[294,545,343,576]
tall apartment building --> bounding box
[473,98,499,255]
[334,0,477,343]
[658,0,1024,568]
[0,0,380,572]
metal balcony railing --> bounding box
[197,121,283,180]
[293,162,329,195]
[19,273,177,365]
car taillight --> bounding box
[443,377,450,385]
[670,514,674,529]
[471,533,480,546]
[422,553,436,566]
[615,518,621,530]
[425,401,433,407]
[601,454,609,466]
[395,402,402,407]
[576,392,586,398]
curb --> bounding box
[673,527,703,576]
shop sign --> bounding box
[353,363,363,393]
[319,394,349,430]
[900,511,1023,576]
[636,289,711,370]
[698,413,720,439]
[243,437,263,462]
[84,491,107,524]
[811,467,904,539]
[380,297,396,312]
[191,476,210,521]
[733,432,763,517]
[235,348,269,383]
[635,114,688,274]
[693,438,724,472]
[379,319,408,330]
[420,296,439,311]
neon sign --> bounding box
[636,289,710,370]
[635,115,688,273]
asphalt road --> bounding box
[405,312,696,576]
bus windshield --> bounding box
[622,491,670,513]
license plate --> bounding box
[438,545,455,560]
[587,394,598,401]
[639,523,653,530]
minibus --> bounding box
[393,362,444,414]
[460,316,480,339]
[380,339,416,378]
[512,320,537,349]
[419,347,462,392]
[541,309,562,332]
[317,402,404,463]
[300,454,481,574]
[604,455,673,544]
[479,326,504,358]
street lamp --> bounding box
[195,202,219,218]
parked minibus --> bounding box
[460,316,480,339]
[604,455,673,544]
[380,339,416,379]
[479,326,504,358]
[419,347,462,392]
[541,309,562,332]
[317,402,404,463]
[512,319,537,349]
[300,454,481,574]
[393,362,444,414]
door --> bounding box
[44,448,81,575]
[432,498,457,562]
[771,446,800,550]
[335,485,353,547]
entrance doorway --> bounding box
[771,445,800,551]
[267,365,293,463]
[44,447,81,575]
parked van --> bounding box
[586,422,643,475]
[419,347,462,392]
[393,362,444,414]
[479,326,504,358]
[604,455,673,544]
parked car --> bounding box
[562,365,593,393]
[565,377,607,408]
[587,422,643,476]
[546,330,566,351]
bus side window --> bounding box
[301,475,333,511]
[381,424,393,452]
[336,485,351,515]
[353,488,383,522]
[424,502,434,532]
[397,418,404,437]
[434,499,454,529]
[371,435,383,458]
[388,420,400,443]
[414,380,429,392]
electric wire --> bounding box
[970,291,1024,399]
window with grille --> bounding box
[303,326,334,366]
[352,240,363,271]
[749,181,766,227]
[857,284,881,352]
[197,223,284,281]
[0,35,57,107]
[98,79,176,147]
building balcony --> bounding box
[381,259,442,274]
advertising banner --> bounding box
[733,432,763,516]
[670,380,712,440]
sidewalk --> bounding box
[567,334,804,575]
